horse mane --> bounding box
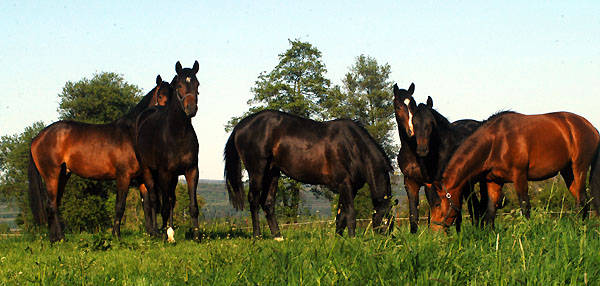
[349,120,393,172]
[485,110,515,123]
[428,107,453,131]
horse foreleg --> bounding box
[261,170,281,239]
[112,175,130,238]
[404,178,421,234]
[485,182,504,228]
[336,181,356,237]
[140,169,159,236]
[185,167,200,241]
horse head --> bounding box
[393,83,417,137]
[171,60,200,117]
[152,75,170,107]
[412,96,435,156]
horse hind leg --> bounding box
[247,171,265,238]
[260,170,282,240]
[45,166,69,242]
[562,166,589,220]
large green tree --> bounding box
[0,122,46,229]
[324,55,397,218]
[324,54,397,158]
[226,39,332,222]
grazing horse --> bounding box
[135,61,200,242]
[224,110,394,238]
[430,111,600,231]
[28,75,170,242]
[393,83,484,233]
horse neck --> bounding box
[113,86,159,134]
[442,137,491,196]
[429,111,460,179]
[165,96,192,138]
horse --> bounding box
[430,111,600,231]
[28,75,170,242]
[393,83,485,233]
[224,110,394,238]
[135,61,200,242]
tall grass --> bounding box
[1,209,599,285]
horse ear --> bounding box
[156,75,162,85]
[426,96,433,108]
[408,83,415,96]
[192,61,199,74]
[393,83,400,98]
[175,61,183,74]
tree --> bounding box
[226,39,332,220]
[323,55,397,219]
[324,54,397,158]
[58,72,141,124]
[0,122,46,229]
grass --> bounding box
[1,210,599,285]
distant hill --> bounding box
[196,175,407,220]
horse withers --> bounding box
[28,75,170,242]
[135,61,201,242]
[429,111,600,231]
[224,110,394,239]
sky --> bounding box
[1,1,599,180]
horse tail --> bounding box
[590,139,600,214]
[28,149,48,225]
[224,131,245,210]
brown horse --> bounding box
[430,111,600,231]
[28,75,170,242]
[393,83,484,233]
[224,110,394,238]
[135,61,201,242]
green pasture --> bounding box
[1,210,599,286]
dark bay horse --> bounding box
[135,61,200,242]
[393,83,484,233]
[430,111,600,231]
[28,75,170,242]
[224,110,394,238]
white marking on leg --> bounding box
[274,237,284,242]
[167,227,175,243]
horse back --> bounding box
[31,121,137,180]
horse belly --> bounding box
[272,142,334,186]
[65,143,137,180]
[526,133,569,181]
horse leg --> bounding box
[166,176,177,242]
[260,170,281,239]
[478,180,489,227]
[562,165,589,220]
[404,178,421,234]
[140,168,159,236]
[513,174,531,219]
[112,175,130,238]
[336,180,356,237]
[185,167,200,241]
[49,167,70,242]
[485,182,503,228]
[248,171,264,238]
[157,171,172,231]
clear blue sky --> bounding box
[1,1,599,180]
